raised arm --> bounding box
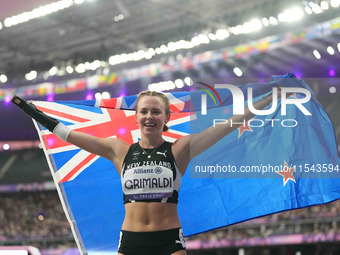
[11,96,128,171]
[66,131,128,164]
[189,93,272,158]
[172,91,275,174]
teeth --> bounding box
[145,124,156,127]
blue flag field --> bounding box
[31,73,340,254]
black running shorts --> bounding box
[118,228,186,255]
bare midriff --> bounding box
[121,202,181,232]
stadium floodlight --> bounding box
[313,50,321,59]
[269,16,278,25]
[330,0,340,7]
[216,29,230,39]
[262,17,270,27]
[66,66,74,73]
[320,1,329,10]
[3,144,10,150]
[0,74,8,83]
[329,87,336,93]
[208,33,217,41]
[278,7,304,22]
[75,63,86,73]
[175,79,184,89]
[49,66,58,76]
[95,92,102,100]
[327,46,335,55]
[25,70,37,81]
[233,67,243,77]
[4,0,74,27]
[305,5,313,14]
[102,91,110,99]
[184,77,193,86]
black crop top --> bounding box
[121,141,182,204]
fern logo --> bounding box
[197,82,223,115]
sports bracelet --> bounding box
[53,123,71,142]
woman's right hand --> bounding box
[11,95,60,132]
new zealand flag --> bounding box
[32,74,340,254]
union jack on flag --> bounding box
[34,93,191,183]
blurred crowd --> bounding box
[187,200,340,243]
[0,191,74,248]
[0,191,340,248]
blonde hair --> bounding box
[136,90,170,132]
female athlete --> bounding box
[12,89,276,255]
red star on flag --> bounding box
[237,120,254,138]
[276,161,296,186]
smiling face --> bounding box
[136,95,170,136]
